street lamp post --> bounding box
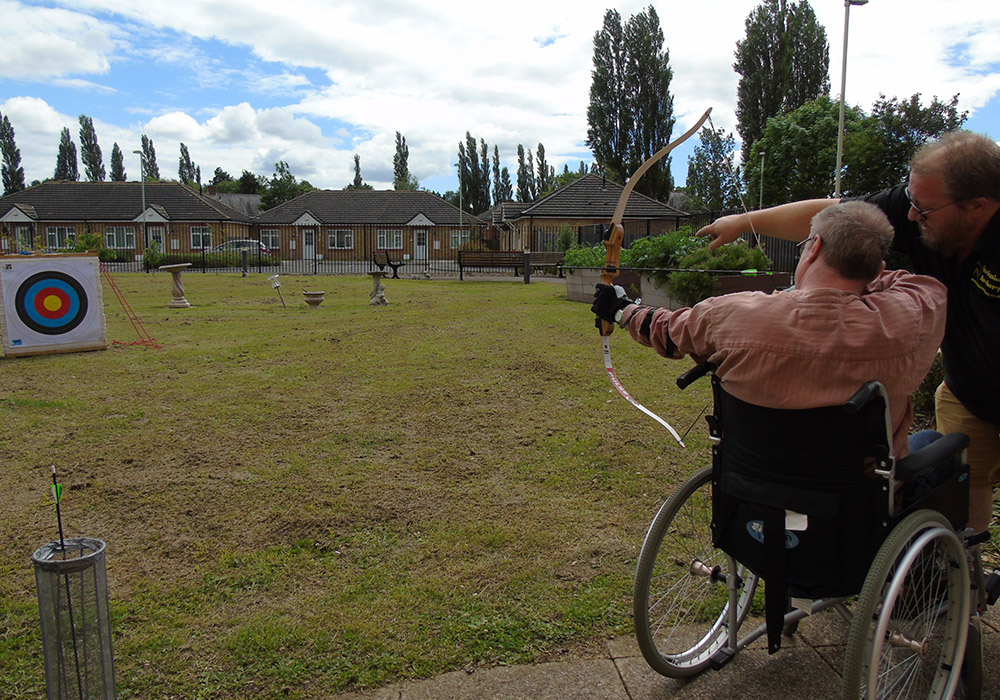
[759,151,766,210]
[834,0,868,198]
[132,150,148,252]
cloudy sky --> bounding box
[2,0,999,197]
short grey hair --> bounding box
[810,201,893,281]
[910,131,1000,202]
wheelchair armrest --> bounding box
[895,432,970,482]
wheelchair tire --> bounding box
[633,466,758,677]
[843,509,970,700]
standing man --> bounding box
[593,201,946,461]
[696,131,1000,532]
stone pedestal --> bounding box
[369,271,388,305]
[303,290,325,307]
[158,263,193,308]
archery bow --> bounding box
[599,107,714,448]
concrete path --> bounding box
[332,603,1000,700]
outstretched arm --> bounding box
[696,199,839,250]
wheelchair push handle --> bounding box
[676,362,717,390]
[843,380,887,414]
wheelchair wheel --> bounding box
[843,509,970,699]
[634,466,758,677]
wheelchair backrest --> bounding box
[709,376,894,601]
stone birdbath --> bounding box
[369,271,388,305]
[158,262,193,308]
[302,290,326,308]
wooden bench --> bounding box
[457,250,565,280]
[372,250,404,278]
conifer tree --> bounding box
[0,112,26,194]
[54,127,80,181]
[109,143,127,181]
[140,134,160,180]
[78,115,105,181]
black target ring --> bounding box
[14,270,89,335]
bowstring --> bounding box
[706,112,763,252]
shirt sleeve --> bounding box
[622,302,719,361]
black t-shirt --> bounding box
[863,183,1000,425]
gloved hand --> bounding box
[591,283,633,325]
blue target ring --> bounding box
[14,271,89,335]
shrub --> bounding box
[628,228,707,286]
[667,242,770,307]
[142,240,164,271]
[561,243,606,271]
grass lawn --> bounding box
[0,272,711,699]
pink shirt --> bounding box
[624,270,947,457]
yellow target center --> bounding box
[43,294,63,312]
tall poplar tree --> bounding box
[587,6,675,200]
[0,112,26,195]
[54,127,80,181]
[734,0,829,162]
[140,134,160,180]
[346,154,372,190]
[478,138,491,211]
[685,127,743,211]
[515,145,532,202]
[78,115,105,181]
[535,143,550,195]
[178,143,199,185]
[393,131,418,190]
[110,143,127,181]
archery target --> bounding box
[0,256,107,357]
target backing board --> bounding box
[0,255,107,357]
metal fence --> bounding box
[96,215,799,277]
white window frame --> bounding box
[105,226,136,249]
[377,229,403,250]
[190,226,212,250]
[450,228,470,248]
[327,228,353,249]
[148,225,166,249]
[16,225,33,250]
[260,228,280,251]
[46,226,76,249]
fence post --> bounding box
[523,248,531,284]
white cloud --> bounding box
[0,1,115,80]
[3,0,1000,190]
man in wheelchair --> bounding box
[594,202,997,697]
[593,200,946,461]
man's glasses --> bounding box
[905,187,957,220]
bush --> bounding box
[561,243,606,271]
[628,228,707,286]
[667,242,770,307]
[143,240,164,271]
[98,249,132,263]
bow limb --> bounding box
[598,107,712,448]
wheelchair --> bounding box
[633,363,997,700]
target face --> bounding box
[14,271,89,335]
[0,255,107,357]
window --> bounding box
[450,229,470,248]
[260,228,280,251]
[377,229,403,249]
[327,229,353,249]
[46,226,76,249]
[148,226,165,249]
[105,226,135,249]
[190,226,212,249]
[16,225,34,250]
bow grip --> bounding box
[599,223,625,335]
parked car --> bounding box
[214,239,269,254]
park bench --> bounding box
[457,250,565,280]
[372,250,404,278]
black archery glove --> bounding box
[592,283,633,327]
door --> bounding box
[414,229,428,261]
[302,229,316,259]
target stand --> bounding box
[0,254,108,358]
